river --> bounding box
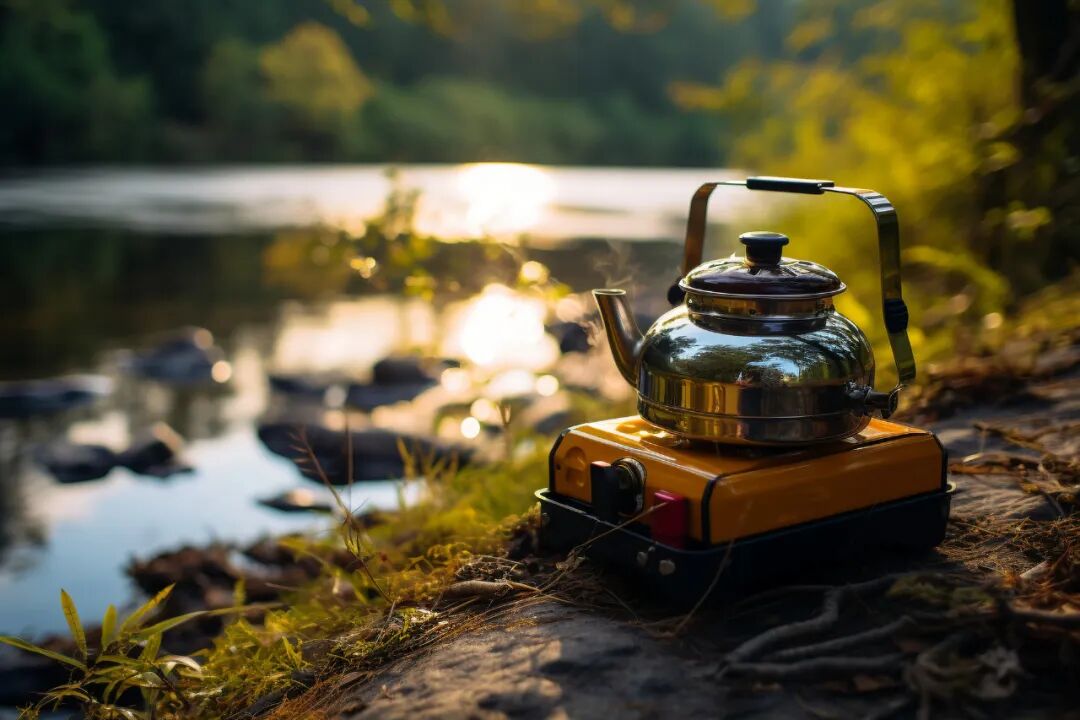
[0,163,755,637]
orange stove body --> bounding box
[548,416,946,547]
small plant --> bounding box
[0,585,257,719]
[1,399,594,718]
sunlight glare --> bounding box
[211,361,233,383]
[440,367,471,394]
[470,398,501,423]
[535,374,560,397]
[456,163,555,236]
[448,284,559,370]
[518,260,549,284]
[460,416,481,439]
[486,369,537,399]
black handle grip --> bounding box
[746,176,835,194]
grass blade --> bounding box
[96,653,149,667]
[44,687,91,704]
[139,632,161,662]
[101,604,117,651]
[60,589,87,660]
[118,584,174,638]
[161,654,203,673]
[131,602,278,641]
[233,578,246,608]
[0,635,87,671]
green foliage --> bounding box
[260,22,373,155]
[189,442,551,715]
[2,586,193,718]
[60,589,87,660]
[259,171,566,300]
[0,0,788,165]
[201,38,283,160]
[361,77,604,163]
[0,268,615,712]
[0,0,153,163]
[1,584,272,718]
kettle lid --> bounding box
[680,231,844,299]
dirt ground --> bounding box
[310,332,1079,720]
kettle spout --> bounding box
[593,289,644,388]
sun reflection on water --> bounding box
[455,163,555,237]
[444,284,559,370]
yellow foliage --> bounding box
[702,0,756,22]
[259,22,373,129]
[670,0,1023,374]
[263,228,355,297]
[326,0,371,26]
[786,16,833,52]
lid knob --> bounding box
[740,231,789,266]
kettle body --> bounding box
[594,176,916,446]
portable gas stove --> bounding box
[537,177,952,603]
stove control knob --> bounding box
[590,458,645,523]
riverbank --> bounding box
[4,319,1077,718]
[253,324,1080,720]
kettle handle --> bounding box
[680,176,915,389]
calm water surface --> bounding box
[0,164,752,637]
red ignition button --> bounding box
[651,489,689,548]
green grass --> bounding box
[3,425,557,719]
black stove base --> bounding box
[536,484,953,607]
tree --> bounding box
[0,0,152,163]
[202,39,282,160]
[259,21,373,157]
[671,0,1033,364]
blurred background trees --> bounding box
[0,0,784,165]
[0,0,1076,364]
[670,0,1077,361]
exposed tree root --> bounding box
[727,653,906,680]
[766,616,914,662]
[725,576,897,665]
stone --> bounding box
[0,645,71,707]
[345,382,434,411]
[117,423,192,478]
[257,488,334,514]
[256,422,472,484]
[547,322,590,354]
[268,373,332,399]
[33,441,117,483]
[372,356,449,386]
[127,327,226,384]
[0,374,112,419]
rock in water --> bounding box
[257,422,472,484]
[34,441,118,483]
[547,321,591,354]
[343,356,455,411]
[258,488,334,513]
[117,423,192,478]
[0,645,72,708]
[268,373,333,400]
[127,327,227,384]
[0,375,112,419]
[371,356,453,385]
[344,382,433,411]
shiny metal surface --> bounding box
[593,289,643,386]
[638,403,870,445]
[593,175,915,446]
[634,305,874,443]
[679,178,916,389]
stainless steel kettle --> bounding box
[594,176,916,445]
